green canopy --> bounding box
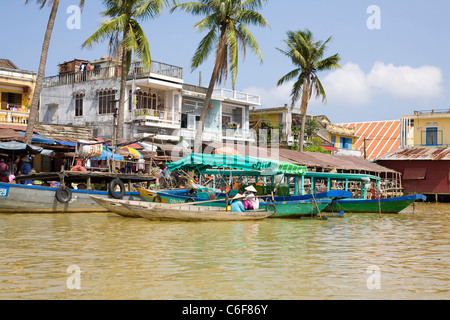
[167,153,306,175]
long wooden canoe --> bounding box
[120,201,275,222]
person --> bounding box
[230,193,246,212]
[20,156,33,185]
[125,156,133,173]
[137,158,145,174]
[244,185,260,210]
[0,159,8,177]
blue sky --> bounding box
[1,0,449,123]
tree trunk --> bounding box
[24,0,60,145]
[298,78,310,152]
[116,45,128,149]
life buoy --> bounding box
[185,197,195,203]
[109,179,125,199]
[266,203,277,214]
[56,185,72,203]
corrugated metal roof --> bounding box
[338,121,401,160]
[377,148,450,161]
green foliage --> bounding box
[303,137,331,154]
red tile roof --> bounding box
[338,120,401,160]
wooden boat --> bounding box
[326,194,427,214]
[0,171,153,213]
[90,196,143,217]
[119,201,275,222]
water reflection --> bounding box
[0,203,448,299]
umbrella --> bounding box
[213,147,241,156]
[120,146,143,159]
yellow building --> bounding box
[401,109,450,147]
[0,59,36,126]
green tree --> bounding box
[172,0,269,153]
[83,0,171,148]
[24,0,85,145]
[277,29,341,152]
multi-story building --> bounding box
[400,109,450,148]
[40,57,260,146]
[0,59,36,127]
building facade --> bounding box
[0,59,36,127]
[401,109,450,148]
[40,58,260,146]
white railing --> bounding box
[213,88,261,105]
[0,109,29,125]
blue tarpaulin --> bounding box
[17,132,58,145]
[91,147,124,161]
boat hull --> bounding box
[261,199,331,218]
[90,196,143,217]
[121,202,274,222]
[325,194,427,214]
[0,183,141,213]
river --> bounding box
[0,202,448,300]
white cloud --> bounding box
[321,63,372,106]
[244,62,444,108]
[367,62,444,99]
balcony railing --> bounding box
[43,60,183,88]
[182,84,261,105]
[222,128,257,141]
[133,108,180,127]
[129,61,183,80]
[0,109,29,125]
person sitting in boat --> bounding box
[230,193,246,212]
[244,185,259,210]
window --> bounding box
[340,137,352,149]
[426,127,438,146]
[98,90,117,114]
[330,135,336,146]
[74,94,84,117]
[1,92,22,110]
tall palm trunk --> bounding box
[116,41,129,149]
[298,78,310,152]
[24,0,60,145]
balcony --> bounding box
[43,60,183,88]
[182,84,261,105]
[222,128,257,142]
[133,108,180,129]
[0,108,29,126]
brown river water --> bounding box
[0,202,448,300]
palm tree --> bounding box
[82,0,170,148]
[24,0,85,145]
[277,29,341,152]
[171,0,269,153]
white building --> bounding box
[40,57,260,147]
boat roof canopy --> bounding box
[304,171,381,181]
[167,153,306,175]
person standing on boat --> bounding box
[244,185,260,210]
[230,194,246,212]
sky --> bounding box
[1,0,449,124]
